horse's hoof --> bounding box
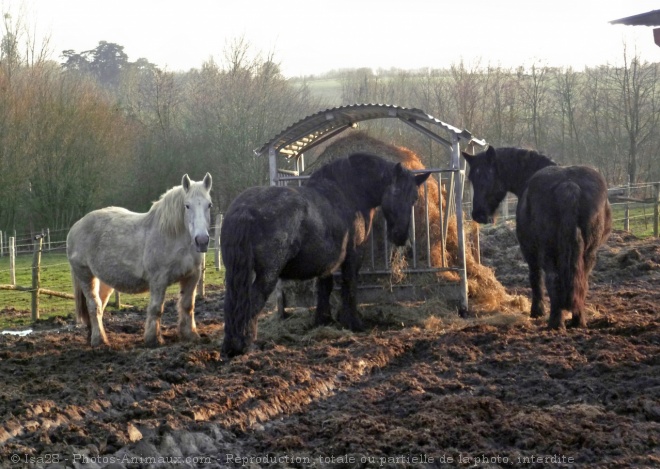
[569,317,588,329]
[180,330,201,342]
[90,333,110,348]
[221,336,250,358]
[221,343,245,358]
[339,315,365,332]
[350,322,366,333]
[547,320,566,331]
[530,304,545,318]
[313,312,333,327]
[90,339,110,348]
[144,336,164,348]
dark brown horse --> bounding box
[221,153,430,356]
[463,147,611,329]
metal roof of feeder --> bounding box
[255,103,485,159]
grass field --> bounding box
[0,249,224,329]
[611,202,658,238]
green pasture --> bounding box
[0,250,224,330]
[291,77,342,102]
[610,203,657,238]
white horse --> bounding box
[67,173,213,347]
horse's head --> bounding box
[381,163,431,246]
[463,146,507,224]
[182,173,213,252]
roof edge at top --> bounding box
[610,9,660,26]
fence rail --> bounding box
[0,237,73,320]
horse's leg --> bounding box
[144,283,167,347]
[528,259,545,319]
[177,273,201,342]
[98,281,114,312]
[520,242,545,318]
[570,240,598,329]
[224,267,279,356]
[517,207,547,319]
[314,275,334,326]
[80,277,109,347]
[249,270,279,327]
[545,267,566,330]
[337,251,365,332]
[276,280,289,320]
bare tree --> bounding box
[553,67,584,163]
[608,46,660,184]
[517,62,550,150]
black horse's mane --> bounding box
[308,153,396,206]
[494,147,557,196]
[495,147,556,174]
[310,153,394,182]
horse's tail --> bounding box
[556,182,586,312]
[221,213,255,354]
[71,272,90,329]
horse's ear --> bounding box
[203,172,212,191]
[486,146,496,163]
[394,162,404,177]
[461,151,474,165]
[182,174,191,192]
[415,171,431,186]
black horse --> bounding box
[463,147,611,329]
[221,153,431,356]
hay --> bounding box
[256,295,461,348]
[256,308,354,347]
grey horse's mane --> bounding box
[146,186,186,237]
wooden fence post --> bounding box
[114,290,121,309]
[9,237,15,286]
[500,196,509,224]
[654,182,659,238]
[31,237,43,321]
[46,228,51,251]
[0,230,3,257]
[624,182,631,232]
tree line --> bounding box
[0,35,323,235]
[0,20,657,236]
[329,50,660,187]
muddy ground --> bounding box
[0,226,658,468]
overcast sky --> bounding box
[12,0,660,76]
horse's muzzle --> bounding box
[388,228,410,247]
[472,211,494,225]
[195,234,210,252]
